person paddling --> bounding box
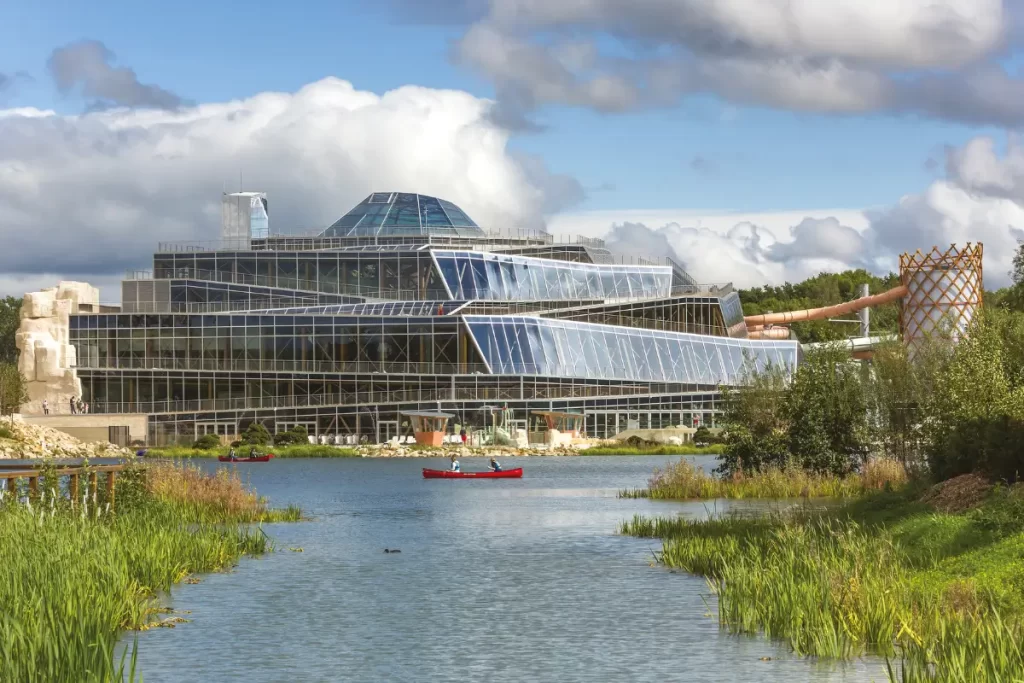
[450,454,460,472]
[488,458,502,472]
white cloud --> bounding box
[446,0,1023,125]
[0,77,581,300]
[550,137,1024,290]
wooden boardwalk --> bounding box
[0,462,129,508]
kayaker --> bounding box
[228,447,236,461]
[450,455,460,472]
[488,458,502,472]
[248,446,257,460]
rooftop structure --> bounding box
[20,191,800,446]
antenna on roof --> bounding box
[239,170,243,192]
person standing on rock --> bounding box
[42,399,48,415]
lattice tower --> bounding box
[898,243,983,357]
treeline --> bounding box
[720,307,1024,484]
[738,269,901,343]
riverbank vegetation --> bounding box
[620,456,906,499]
[145,444,360,459]
[0,460,300,681]
[583,444,725,456]
[625,306,1024,681]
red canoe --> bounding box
[218,454,274,463]
[422,468,523,479]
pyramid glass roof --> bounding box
[320,192,485,238]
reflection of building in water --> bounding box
[28,191,802,445]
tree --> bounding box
[0,363,28,426]
[240,422,272,446]
[0,296,21,365]
[920,308,1024,482]
[717,358,791,475]
[786,344,869,475]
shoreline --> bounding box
[141,443,724,459]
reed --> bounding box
[0,461,299,681]
[144,461,301,522]
[620,490,1024,682]
[620,457,908,500]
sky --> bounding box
[1,0,1024,299]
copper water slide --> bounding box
[743,285,909,338]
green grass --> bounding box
[0,461,301,681]
[581,443,725,456]
[145,444,360,459]
[620,486,1024,681]
[619,456,908,500]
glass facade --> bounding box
[65,191,801,444]
[320,193,485,238]
[433,251,672,301]
[466,316,796,384]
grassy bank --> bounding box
[621,481,1024,681]
[582,444,725,456]
[620,456,908,499]
[145,444,360,459]
[0,461,300,681]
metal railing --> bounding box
[75,382,665,416]
[155,229,607,254]
[76,357,494,375]
[127,267,731,304]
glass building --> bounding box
[72,192,799,445]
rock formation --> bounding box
[15,282,99,415]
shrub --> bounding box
[192,433,221,450]
[240,422,272,446]
[0,424,12,440]
[273,425,308,446]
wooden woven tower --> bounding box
[898,243,984,357]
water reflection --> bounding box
[124,456,886,682]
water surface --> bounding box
[127,456,887,682]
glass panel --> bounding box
[471,257,490,299]
[419,195,454,227]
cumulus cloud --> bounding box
[47,40,187,110]
[575,134,1024,290]
[411,0,1024,125]
[0,77,581,299]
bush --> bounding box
[272,425,308,446]
[240,422,272,446]
[0,424,12,440]
[191,433,221,450]
[229,440,241,448]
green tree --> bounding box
[924,309,1024,481]
[717,358,791,475]
[739,269,901,343]
[0,363,28,426]
[0,296,21,365]
[240,422,272,446]
[786,344,868,475]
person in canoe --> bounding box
[248,446,258,460]
[488,458,502,472]
[450,454,460,472]
[227,446,237,461]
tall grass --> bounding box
[620,499,1024,682]
[0,461,299,681]
[146,461,301,522]
[620,457,908,499]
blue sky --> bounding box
[1,0,1023,299]
[0,0,1006,213]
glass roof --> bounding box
[320,193,486,238]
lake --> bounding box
[125,455,887,682]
